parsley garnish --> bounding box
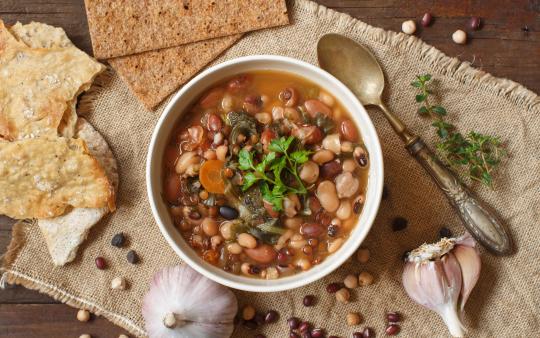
[412,74,506,188]
[238,136,310,211]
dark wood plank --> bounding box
[0,304,128,338]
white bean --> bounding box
[328,238,344,253]
[255,112,272,125]
[312,149,334,164]
[335,172,359,198]
[342,158,357,172]
[317,180,339,212]
[284,217,303,229]
[322,133,341,155]
[336,199,352,220]
[318,91,335,107]
[238,233,257,249]
[289,234,308,249]
[201,217,218,236]
[299,160,319,184]
[175,151,200,175]
[227,242,243,254]
[220,221,234,240]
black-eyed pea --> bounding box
[328,238,344,253]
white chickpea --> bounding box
[452,29,467,44]
[77,309,90,322]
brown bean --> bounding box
[238,233,257,249]
[244,244,277,264]
[279,87,299,107]
[304,99,332,117]
[164,174,181,203]
[207,113,222,132]
[300,223,324,237]
[308,196,322,213]
[340,120,358,141]
[243,95,263,114]
[201,217,218,236]
[312,149,335,164]
[320,160,342,180]
[299,161,319,184]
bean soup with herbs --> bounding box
[163,71,369,279]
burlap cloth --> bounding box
[2,1,539,337]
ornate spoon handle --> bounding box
[406,138,513,255]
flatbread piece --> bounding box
[38,118,119,266]
[0,20,104,140]
[109,34,241,110]
[0,137,115,219]
[84,0,289,59]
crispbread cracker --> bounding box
[0,20,104,140]
[83,0,289,59]
[9,21,73,49]
[109,34,241,110]
[0,137,115,219]
[38,118,118,266]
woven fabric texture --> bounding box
[2,1,539,337]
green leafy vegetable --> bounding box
[238,136,311,211]
[412,74,506,188]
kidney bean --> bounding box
[164,174,181,203]
[320,160,342,180]
[308,196,322,213]
[304,99,332,117]
[227,74,251,92]
[340,119,358,141]
[300,223,324,237]
[385,324,400,335]
[244,95,263,114]
[244,244,277,264]
[206,113,222,132]
[287,317,301,329]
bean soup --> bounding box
[163,71,369,279]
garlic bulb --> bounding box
[142,265,238,338]
[402,233,481,337]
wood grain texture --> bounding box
[0,0,538,337]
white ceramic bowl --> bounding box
[147,55,384,292]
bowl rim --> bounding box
[146,55,384,292]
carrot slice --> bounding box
[199,159,225,194]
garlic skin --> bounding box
[402,233,481,337]
[142,265,238,338]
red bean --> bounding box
[300,223,324,237]
[244,244,277,264]
[340,120,358,141]
[308,196,322,213]
[207,113,222,132]
[164,174,181,203]
[320,160,342,180]
[421,13,432,27]
[95,257,106,270]
[385,324,400,335]
[386,311,401,322]
[304,99,332,117]
[227,74,251,93]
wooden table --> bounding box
[0,1,538,337]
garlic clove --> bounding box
[142,265,238,338]
[453,242,481,311]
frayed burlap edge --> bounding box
[0,0,538,337]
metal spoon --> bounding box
[317,33,513,255]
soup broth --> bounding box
[163,71,369,279]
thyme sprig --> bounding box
[412,74,506,188]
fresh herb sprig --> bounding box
[238,136,311,211]
[412,74,506,188]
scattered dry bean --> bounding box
[111,277,126,290]
[421,12,432,27]
[111,233,126,248]
[358,271,374,286]
[386,312,401,323]
[401,20,416,34]
[310,328,324,338]
[385,324,400,335]
[77,309,90,322]
[303,295,315,307]
[469,16,481,30]
[439,227,452,239]
[335,288,350,303]
[352,332,363,338]
[95,257,106,270]
[127,250,139,264]
[362,327,375,338]
[326,282,342,293]
[265,310,279,323]
[299,321,310,332]
[452,29,467,44]
[79,335,91,338]
[347,312,362,326]
[344,274,358,289]
[287,317,301,329]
